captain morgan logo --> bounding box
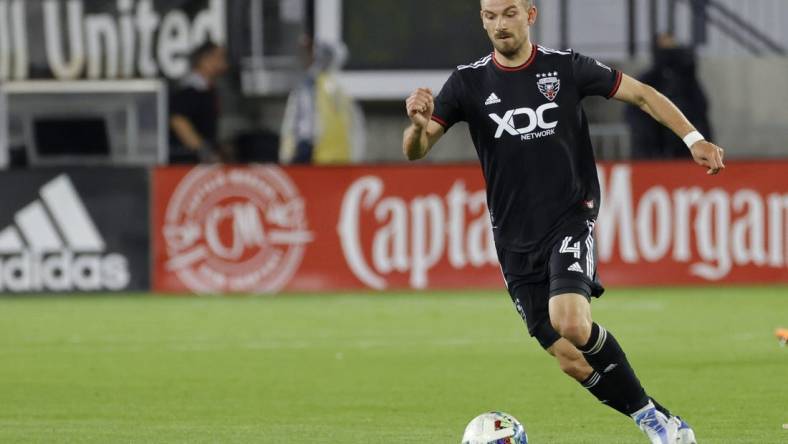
[163,166,313,293]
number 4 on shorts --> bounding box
[559,236,581,259]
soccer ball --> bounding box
[461,411,528,444]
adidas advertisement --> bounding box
[0,169,149,293]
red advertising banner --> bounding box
[152,162,788,294]
[597,161,788,286]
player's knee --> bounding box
[552,317,592,346]
[548,293,593,346]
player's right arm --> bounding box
[403,88,445,160]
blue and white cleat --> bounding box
[671,416,697,444]
[633,401,678,443]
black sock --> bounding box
[578,323,650,415]
[580,372,672,418]
[580,371,629,416]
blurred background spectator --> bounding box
[625,33,714,159]
[279,37,365,165]
[169,42,229,164]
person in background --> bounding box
[626,34,713,159]
[280,37,365,164]
[169,42,229,164]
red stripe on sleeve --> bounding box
[431,115,448,128]
[607,71,623,99]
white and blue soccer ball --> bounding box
[461,411,528,444]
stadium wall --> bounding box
[0,162,786,295]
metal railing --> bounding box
[675,0,786,55]
[541,0,788,59]
[590,124,631,161]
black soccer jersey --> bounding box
[432,44,622,253]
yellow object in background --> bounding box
[313,73,352,165]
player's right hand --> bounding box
[406,88,434,129]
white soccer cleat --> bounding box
[670,416,697,444]
[632,401,679,444]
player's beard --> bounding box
[492,33,527,59]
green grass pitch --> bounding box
[0,287,786,443]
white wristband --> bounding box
[683,131,705,149]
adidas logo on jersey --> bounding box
[484,93,501,105]
[0,175,130,292]
[568,262,584,273]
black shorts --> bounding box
[497,219,605,349]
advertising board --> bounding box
[152,162,788,293]
[0,168,150,293]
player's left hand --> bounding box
[690,141,726,175]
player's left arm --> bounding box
[613,74,726,175]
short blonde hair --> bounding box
[481,0,533,9]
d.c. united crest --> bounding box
[536,72,561,101]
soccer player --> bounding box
[402,1,725,443]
